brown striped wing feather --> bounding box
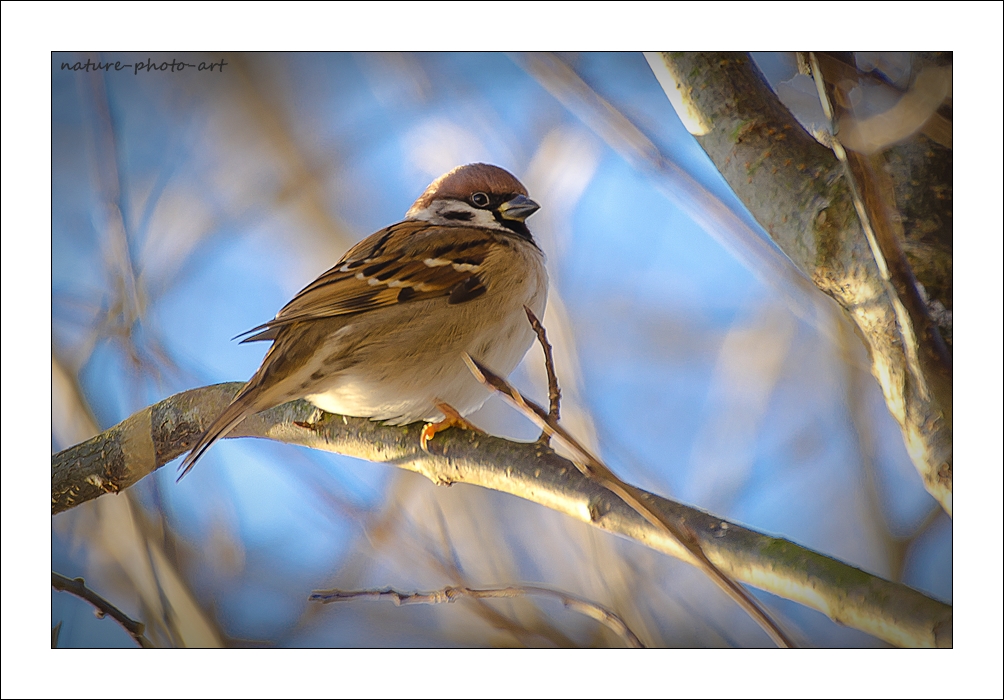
[238,221,494,342]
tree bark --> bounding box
[52,383,952,647]
[650,52,952,516]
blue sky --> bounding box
[49,51,950,648]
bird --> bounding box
[178,163,548,477]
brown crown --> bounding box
[407,163,528,217]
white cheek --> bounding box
[412,201,510,232]
[468,209,502,228]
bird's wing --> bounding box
[236,220,496,342]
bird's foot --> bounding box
[420,401,483,453]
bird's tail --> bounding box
[177,390,262,480]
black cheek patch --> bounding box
[442,211,474,221]
[448,275,487,304]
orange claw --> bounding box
[420,401,483,452]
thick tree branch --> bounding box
[650,52,952,516]
[51,383,952,647]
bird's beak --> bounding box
[498,194,540,222]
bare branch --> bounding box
[51,572,154,648]
[311,584,644,648]
[462,354,793,648]
[51,383,952,647]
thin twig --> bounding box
[462,354,795,648]
[51,572,154,648]
[426,508,583,648]
[311,584,643,648]
[524,305,561,444]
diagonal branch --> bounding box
[462,354,793,648]
[51,572,154,648]
[51,382,952,647]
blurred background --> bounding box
[51,51,950,648]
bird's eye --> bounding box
[470,192,490,207]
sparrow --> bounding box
[178,163,547,477]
